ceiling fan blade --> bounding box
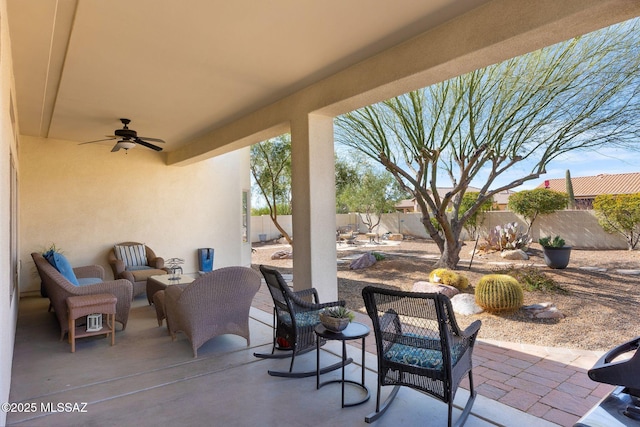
[79,137,116,145]
[111,143,122,152]
[137,136,165,143]
[134,138,163,151]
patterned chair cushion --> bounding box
[278,310,321,328]
[384,333,464,370]
[114,244,148,267]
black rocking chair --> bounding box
[362,286,481,426]
[254,265,351,378]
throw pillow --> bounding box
[45,251,80,286]
[114,244,148,267]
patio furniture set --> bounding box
[33,241,483,424]
[32,242,260,358]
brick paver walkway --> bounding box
[252,280,613,427]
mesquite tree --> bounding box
[250,134,293,246]
[337,169,406,232]
[336,20,640,269]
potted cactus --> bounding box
[319,306,354,332]
[539,235,571,269]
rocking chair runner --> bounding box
[254,265,351,378]
[362,286,481,426]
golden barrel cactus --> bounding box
[428,268,469,290]
[475,274,523,313]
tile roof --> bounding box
[536,172,640,197]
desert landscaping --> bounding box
[252,236,640,352]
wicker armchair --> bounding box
[32,252,133,341]
[164,266,261,357]
[362,286,481,426]
[254,265,349,378]
[108,242,169,299]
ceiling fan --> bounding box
[80,118,165,152]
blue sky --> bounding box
[483,145,639,191]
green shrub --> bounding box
[475,274,523,313]
[492,265,567,293]
[372,252,386,261]
[429,268,469,290]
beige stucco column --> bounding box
[290,113,338,301]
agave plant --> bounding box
[323,306,355,321]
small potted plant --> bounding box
[319,306,355,332]
[539,235,571,269]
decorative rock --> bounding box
[451,294,484,315]
[535,307,565,319]
[412,281,459,298]
[579,266,607,273]
[615,269,640,275]
[388,233,403,241]
[501,249,529,260]
[523,302,565,319]
[349,252,377,270]
[271,250,293,260]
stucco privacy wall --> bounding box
[252,211,628,249]
[19,136,251,295]
[0,0,19,422]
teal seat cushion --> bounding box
[278,310,320,328]
[384,333,464,370]
[77,277,103,286]
[44,251,80,286]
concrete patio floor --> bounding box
[7,290,612,427]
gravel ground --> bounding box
[252,237,640,351]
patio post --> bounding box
[290,113,338,301]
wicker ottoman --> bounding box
[66,293,117,353]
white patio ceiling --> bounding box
[7,0,491,152]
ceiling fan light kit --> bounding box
[80,118,165,152]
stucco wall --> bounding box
[252,210,629,249]
[19,137,252,294]
[1,0,19,422]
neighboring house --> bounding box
[396,199,418,213]
[492,189,516,211]
[395,187,482,213]
[536,172,640,209]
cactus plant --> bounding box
[428,268,469,290]
[475,274,523,313]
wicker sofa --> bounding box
[108,242,169,298]
[164,266,261,357]
[32,252,133,340]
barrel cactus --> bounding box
[429,268,469,290]
[475,274,523,313]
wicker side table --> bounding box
[66,293,117,353]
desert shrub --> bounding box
[372,252,386,261]
[475,274,523,313]
[492,265,567,294]
[428,268,469,290]
[478,222,531,252]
